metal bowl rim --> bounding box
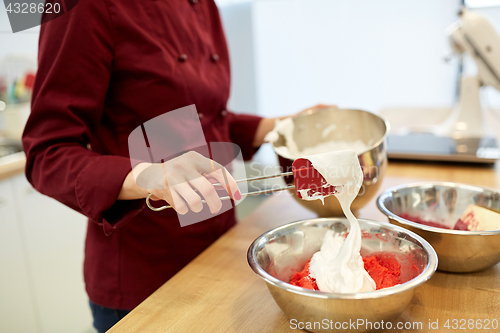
[247,217,437,300]
[377,181,500,235]
[271,108,390,158]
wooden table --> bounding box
[110,161,500,333]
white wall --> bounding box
[218,0,500,165]
[3,1,500,115]
[250,0,463,117]
[220,0,500,118]
[219,1,258,114]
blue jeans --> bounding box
[89,300,131,333]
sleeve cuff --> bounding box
[75,155,145,236]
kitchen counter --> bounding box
[110,161,500,333]
[0,152,25,181]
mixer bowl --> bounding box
[248,218,437,333]
[270,107,389,216]
[377,182,500,273]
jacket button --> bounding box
[190,0,198,4]
[211,54,219,62]
[178,54,188,62]
[198,113,204,119]
[221,110,228,116]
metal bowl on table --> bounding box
[248,218,437,333]
[377,182,500,273]
[270,107,389,217]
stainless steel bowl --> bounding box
[377,182,500,273]
[271,108,389,217]
[248,218,437,333]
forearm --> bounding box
[252,117,279,147]
[117,163,150,200]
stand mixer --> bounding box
[387,8,500,163]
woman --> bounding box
[22,1,320,331]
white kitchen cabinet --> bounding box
[0,173,95,333]
[0,177,39,333]
[11,174,94,333]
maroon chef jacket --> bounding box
[22,0,262,310]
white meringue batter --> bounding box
[266,118,375,293]
[305,150,376,293]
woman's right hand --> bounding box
[119,151,241,215]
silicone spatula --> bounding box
[146,157,337,211]
[292,157,337,199]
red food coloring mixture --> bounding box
[290,252,412,291]
[363,253,400,289]
[453,217,470,231]
[399,213,450,229]
[399,213,468,230]
[290,261,318,290]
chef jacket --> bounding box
[22,0,262,310]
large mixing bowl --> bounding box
[248,218,437,333]
[271,107,389,216]
[377,182,500,273]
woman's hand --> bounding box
[252,104,336,147]
[118,151,241,215]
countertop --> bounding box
[109,161,500,333]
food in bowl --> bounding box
[377,182,500,272]
[265,117,372,159]
[266,107,389,216]
[247,218,437,333]
[286,149,376,293]
[289,231,422,292]
[279,150,422,294]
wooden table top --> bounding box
[110,161,500,333]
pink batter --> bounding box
[400,213,467,231]
[290,252,419,291]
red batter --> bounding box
[453,218,470,231]
[399,213,450,229]
[362,253,400,289]
[290,253,403,291]
[290,261,318,290]
[399,213,468,230]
